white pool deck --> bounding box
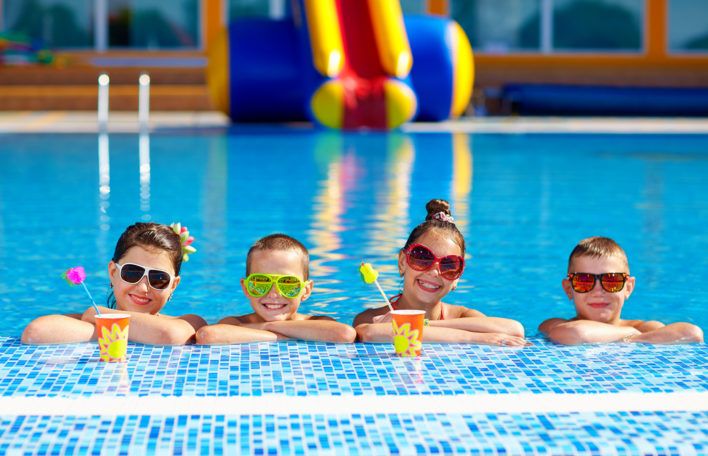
[1,111,708,134]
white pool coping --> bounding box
[1,111,708,134]
[2,392,706,416]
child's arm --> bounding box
[627,322,703,344]
[355,322,528,345]
[21,314,96,344]
[258,317,357,343]
[430,317,525,338]
[195,319,282,344]
[82,307,204,345]
[542,319,640,345]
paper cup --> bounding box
[391,310,425,357]
[95,313,130,362]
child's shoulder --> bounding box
[538,317,572,334]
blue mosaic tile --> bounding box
[1,336,705,454]
[0,337,705,398]
[0,411,705,455]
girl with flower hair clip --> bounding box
[22,222,207,345]
[354,199,528,346]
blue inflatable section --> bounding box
[502,84,708,116]
[228,20,309,121]
[405,16,455,121]
[222,13,467,124]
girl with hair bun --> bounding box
[22,222,206,345]
[354,199,528,346]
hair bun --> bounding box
[425,199,452,221]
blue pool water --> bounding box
[1,130,707,336]
[0,127,707,454]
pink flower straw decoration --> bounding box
[62,266,101,316]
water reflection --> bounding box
[308,133,347,278]
[97,132,111,261]
[370,134,415,259]
[451,133,473,234]
[201,135,230,302]
[139,131,151,219]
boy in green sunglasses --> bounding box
[196,234,357,344]
[539,236,703,345]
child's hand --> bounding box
[480,333,530,347]
[372,312,393,323]
[80,306,112,323]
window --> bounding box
[551,0,642,52]
[669,0,708,53]
[108,0,199,49]
[2,0,93,48]
[230,0,278,20]
[452,0,644,54]
[452,0,541,53]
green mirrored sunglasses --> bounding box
[245,273,305,299]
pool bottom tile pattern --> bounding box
[1,412,706,455]
[0,337,706,454]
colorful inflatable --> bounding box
[207,0,473,130]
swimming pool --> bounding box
[0,127,706,454]
[1,129,707,334]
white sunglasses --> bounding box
[114,262,174,290]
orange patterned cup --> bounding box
[95,314,130,362]
[391,310,425,357]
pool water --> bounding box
[1,129,707,335]
[0,128,706,454]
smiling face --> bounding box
[108,245,181,315]
[398,229,462,308]
[562,254,635,324]
[241,248,312,322]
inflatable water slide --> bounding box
[207,0,473,130]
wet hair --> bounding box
[246,233,310,280]
[112,222,183,275]
[403,199,465,255]
[567,236,629,273]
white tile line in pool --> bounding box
[1,392,705,416]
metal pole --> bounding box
[97,73,110,132]
[138,73,150,130]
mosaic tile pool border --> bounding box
[1,337,706,455]
[1,337,705,398]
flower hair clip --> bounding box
[170,222,197,262]
[63,266,102,315]
[432,212,455,223]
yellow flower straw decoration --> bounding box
[98,323,129,362]
[359,262,394,312]
[392,319,422,357]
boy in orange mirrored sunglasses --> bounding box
[196,234,356,344]
[540,236,703,345]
